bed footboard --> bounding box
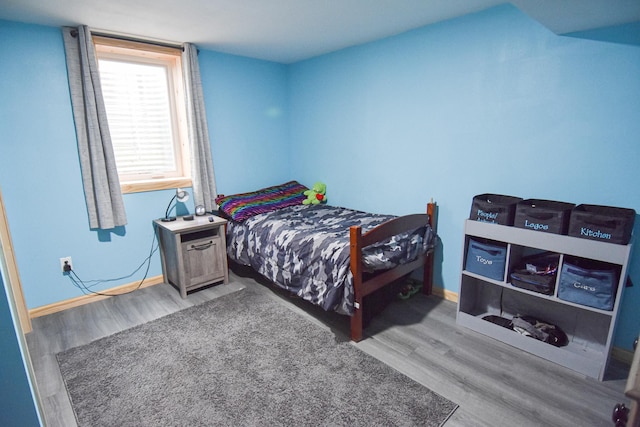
[349,201,437,342]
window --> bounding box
[94,36,191,193]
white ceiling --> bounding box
[0,0,638,63]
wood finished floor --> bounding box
[26,269,630,427]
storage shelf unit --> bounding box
[457,220,632,380]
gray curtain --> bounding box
[182,43,217,212]
[62,26,127,229]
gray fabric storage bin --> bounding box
[465,239,507,281]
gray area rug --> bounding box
[57,288,457,426]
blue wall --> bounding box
[288,5,640,350]
[0,2,639,359]
[0,20,290,309]
[200,51,291,194]
[0,270,41,426]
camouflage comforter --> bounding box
[226,204,435,315]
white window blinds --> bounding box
[99,59,177,176]
[96,50,186,181]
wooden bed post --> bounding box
[349,226,364,342]
[348,202,436,342]
[423,200,437,295]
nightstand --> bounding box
[153,215,228,298]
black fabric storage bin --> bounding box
[568,204,636,245]
[509,252,559,295]
[558,259,618,311]
[514,199,575,235]
[470,194,523,225]
[465,239,507,281]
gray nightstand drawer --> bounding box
[181,235,225,288]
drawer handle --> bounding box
[191,241,213,250]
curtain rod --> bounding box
[69,28,184,51]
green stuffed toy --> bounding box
[303,182,327,205]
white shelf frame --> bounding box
[457,220,633,380]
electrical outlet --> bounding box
[60,257,73,273]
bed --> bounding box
[215,181,437,342]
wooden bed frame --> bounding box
[349,201,437,342]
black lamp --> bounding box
[161,188,190,222]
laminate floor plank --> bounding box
[26,271,629,427]
[41,393,77,427]
[359,293,628,427]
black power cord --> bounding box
[67,233,158,297]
